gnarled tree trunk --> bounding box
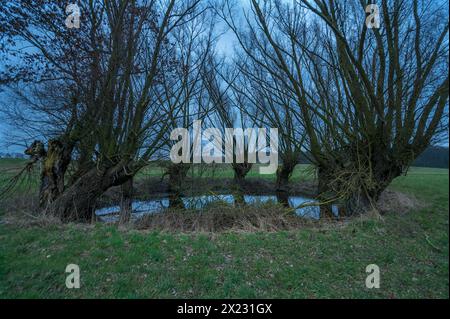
[276,160,297,191]
[317,166,334,219]
[165,163,190,209]
[276,190,289,207]
[119,177,133,224]
[47,163,132,222]
[232,162,252,206]
[232,162,253,186]
[166,163,190,193]
[316,142,409,217]
[25,139,73,210]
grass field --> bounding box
[0,159,448,298]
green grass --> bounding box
[0,162,448,298]
[137,162,314,181]
[0,159,313,187]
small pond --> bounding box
[95,194,339,222]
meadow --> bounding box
[0,159,448,298]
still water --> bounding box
[96,194,339,221]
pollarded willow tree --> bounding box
[216,1,307,191]
[201,54,262,187]
[156,5,216,199]
[226,54,307,191]
[219,0,448,215]
[299,0,449,213]
[0,0,204,221]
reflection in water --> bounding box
[96,194,339,222]
[182,194,235,209]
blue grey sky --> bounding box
[0,1,245,153]
[1,0,448,153]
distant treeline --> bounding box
[413,146,449,169]
[299,146,449,169]
[1,147,448,169]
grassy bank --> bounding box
[0,163,448,298]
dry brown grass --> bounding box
[1,194,62,228]
[133,202,318,233]
[376,190,425,214]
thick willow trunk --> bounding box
[351,163,402,214]
[166,163,190,193]
[168,192,185,209]
[165,163,190,209]
[234,192,245,206]
[232,162,253,186]
[119,177,133,224]
[232,163,252,206]
[276,161,297,191]
[316,157,404,217]
[317,167,334,219]
[48,163,131,222]
[276,190,289,207]
[317,169,333,219]
[25,139,73,209]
